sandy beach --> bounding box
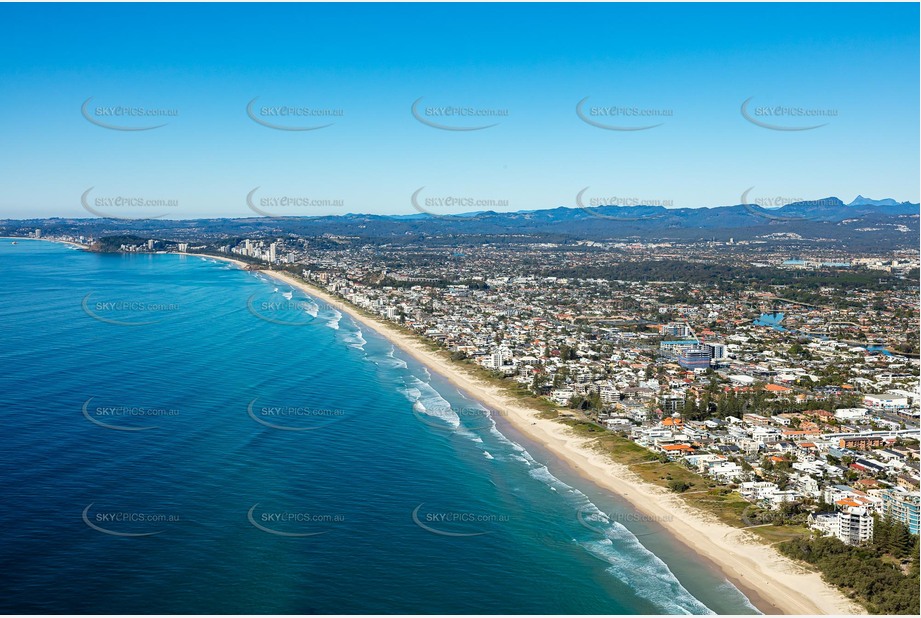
[197,254,861,616]
[5,236,89,250]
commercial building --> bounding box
[864,394,909,410]
[705,342,728,361]
[661,322,691,338]
[659,340,699,354]
[678,347,712,370]
[835,408,868,420]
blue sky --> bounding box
[0,2,918,219]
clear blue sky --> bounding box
[0,2,918,219]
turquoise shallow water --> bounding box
[754,312,786,330]
[0,240,759,614]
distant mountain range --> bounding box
[847,195,915,207]
[2,196,918,249]
[392,196,918,226]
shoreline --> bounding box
[483,394,783,616]
[189,253,859,615]
[3,236,89,249]
[247,264,858,616]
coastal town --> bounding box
[312,245,919,537]
[4,3,918,615]
[78,231,920,542]
[23,229,921,612]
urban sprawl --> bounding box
[40,228,921,544]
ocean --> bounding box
[0,239,759,615]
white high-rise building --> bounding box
[269,242,277,262]
[836,506,873,545]
[486,345,514,370]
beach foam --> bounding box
[384,347,408,367]
[399,376,461,429]
[323,308,342,330]
[580,537,713,615]
[485,417,717,615]
[342,326,367,350]
[248,267,853,615]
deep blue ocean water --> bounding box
[0,240,759,615]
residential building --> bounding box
[882,489,920,535]
[836,506,874,545]
[839,436,883,450]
